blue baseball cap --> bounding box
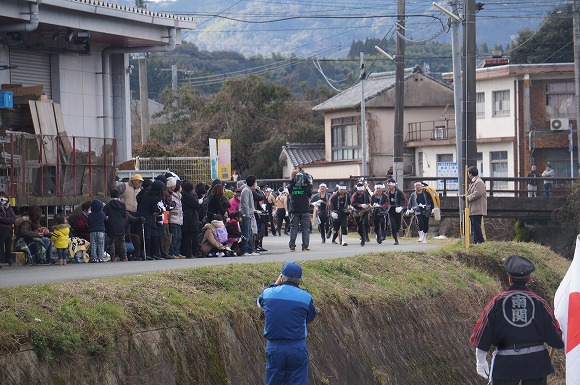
[281,262,302,279]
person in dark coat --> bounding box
[470,255,564,384]
[88,199,107,262]
[180,180,201,258]
[137,180,164,260]
[385,179,406,245]
[206,183,230,222]
[125,212,144,261]
[0,192,16,265]
[287,169,313,252]
[72,201,91,242]
[103,189,128,262]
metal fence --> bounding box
[135,156,212,184]
[0,132,116,207]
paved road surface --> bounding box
[0,234,441,288]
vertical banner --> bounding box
[218,139,232,181]
[209,138,218,180]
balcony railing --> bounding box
[406,119,456,143]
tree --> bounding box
[147,76,324,178]
[510,4,573,64]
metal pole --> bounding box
[138,57,150,145]
[360,51,368,177]
[462,0,477,169]
[393,0,405,189]
[574,0,580,176]
[450,0,465,245]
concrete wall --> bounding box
[0,49,9,85]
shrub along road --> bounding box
[0,234,441,288]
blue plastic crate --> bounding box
[0,91,13,109]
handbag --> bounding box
[125,241,135,254]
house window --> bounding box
[331,116,361,160]
[546,81,576,118]
[437,154,453,163]
[476,92,485,118]
[492,90,510,116]
[490,151,508,189]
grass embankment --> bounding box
[0,240,570,361]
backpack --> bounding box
[294,172,307,188]
[214,226,228,244]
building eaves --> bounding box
[281,143,325,168]
[41,0,197,28]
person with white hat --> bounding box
[385,179,406,245]
[351,182,371,246]
[329,184,350,246]
[311,183,331,243]
[370,183,388,243]
[407,182,434,243]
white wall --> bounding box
[476,77,515,139]
[57,52,104,139]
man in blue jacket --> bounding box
[257,262,317,385]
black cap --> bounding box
[504,255,535,277]
[258,181,268,188]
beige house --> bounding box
[309,66,455,180]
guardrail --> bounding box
[225,176,576,198]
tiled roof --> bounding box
[313,66,444,112]
[281,143,325,168]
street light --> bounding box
[432,2,460,21]
[374,46,395,61]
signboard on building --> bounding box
[437,161,458,193]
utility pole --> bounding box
[574,0,580,176]
[462,0,477,170]
[138,57,149,144]
[447,1,465,245]
[393,0,405,189]
[171,64,178,91]
[360,52,368,177]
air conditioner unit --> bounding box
[550,118,569,131]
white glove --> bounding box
[418,203,426,208]
[395,206,403,214]
[311,201,321,207]
[348,205,355,211]
[331,212,338,220]
[254,210,263,214]
[372,203,380,208]
[475,348,489,380]
[361,204,369,209]
[261,204,267,211]
[198,198,204,204]
[405,209,413,216]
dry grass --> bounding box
[0,240,569,362]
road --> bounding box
[0,234,442,288]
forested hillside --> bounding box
[130,39,459,100]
